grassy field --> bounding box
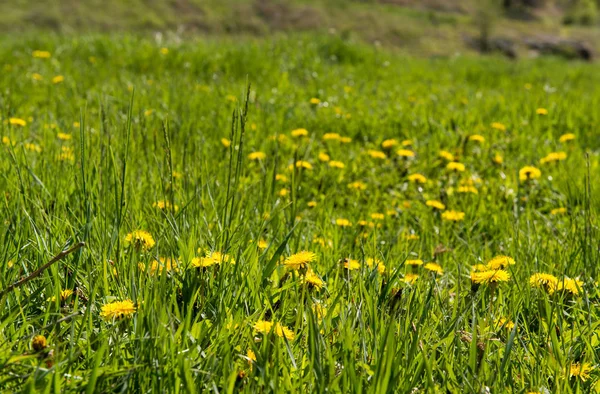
[1,32,599,392]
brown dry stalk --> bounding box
[0,242,85,298]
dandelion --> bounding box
[124,230,155,251]
[540,152,567,164]
[329,160,345,169]
[491,122,506,131]
[486,255,515,270]
[100,300,136,320]
[221,138,231,148]
[248,152,266,161]
[493,154,504,165]
[257,239,268,250]
[275,174,288,183]
[366,257,385,274]
[370,213,384,220]
[406,259,424,267]
[284,251,316,270]
[153,200,179,211]
[446,162,465,172]
[318,152,330,162]
[529,273,559,292]
[519,166,541,182]
[396,149,415,158]
[381,139,397,149]
[442,210,465,222]
[58,146,75,162]
[340,136,352,143]
[9,118,26,127]
[554,277,583,296]
[426,200,445,210]
[24,143,42,153]
[470,270,510,284]
[302,270,324,289]
[57,133,72,140]
[291,128,308,137]
[292,161,313,170]
[424,263,443,275]
[323,133,341,141]
[569,363,593,381]
[32,50,51,58]
[343,258,360,270]
[559,133,576,143]
[225,95,237,102]
[48,289,74,303]
[495,318,515,331]
[52,75,64,84]
[348,181,367,190]
[457,186,478,194]
[32,73,43,81]
[439,150,455,161]
[550,207,567,215]
[469,134,485,143]
[403,273,419,284]
[31,335,48,351]
[401,139,413,146]
[367,150,387,159]
[247,349,256,364]
[254,320,294,340]
[336,218,352,227]
[407,173,427,184]
[308,201,318,208]
[536,108,548,115]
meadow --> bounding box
[1,33,599,392]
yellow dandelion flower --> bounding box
[291,160,313,170]
[401,139,413,147]
[469,134,485,143]
[340,136,352,143]
[291,128,309,137]
[408,173,427,184]
[336,218,352,227]
[57,133,72,140]
[284,251,316,270]
[457,186,478,194]
[381,139,398,149]
[343,258,360,270]
[221,138,231,148]
[323,133,341,141]
[275,174,288,182]
[559,133,576,143]
[470,270,510,284]
[424,263,443,274]
[124,230,155,251]
[100,299,136,320]
[540,152,567,164]
[439,150,455,161]
[442,210,465,222]
[302,270,324,289]
[551,207,567,215]
[248,151,266,161]
[370,213,385,220]
[307,201,317,208]
[491,122,506,131]
[493,153,504,165]
[519,166,541,182]
[348,181,367,190]
[25,143,42,153]
[446,162,465,172]
[247,349,256,363]
[426,200,445,210]
[153,200,179,211]
[366,257,385,274]
[530,273,559,292]
[32,50,51,58]
[396,149,415,158]
[496,317,515,331]
[536,108,548,115]
[367,150,387,159]
[9,118,26,127]
[486,255,515,270]
[52,75,64,84]
[329,160,345,169]
[554,277,583,296]
[403,273,419,284]
[406,259,424,266]
[569,363,593,381]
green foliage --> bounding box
[0,33,599,392]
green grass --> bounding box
[0,33,599,392]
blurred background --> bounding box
[2,0,599,60]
